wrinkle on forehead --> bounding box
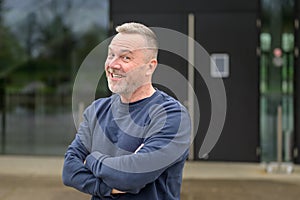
[109,33,147,51]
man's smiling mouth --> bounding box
[108,68,126,79]
[112,74,123,78]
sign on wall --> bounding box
[210,53,230,78]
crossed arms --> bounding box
[62,102,191,198]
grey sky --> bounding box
[3,0,109,34]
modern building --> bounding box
[0,0,299,164]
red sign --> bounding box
[273,48,282,58]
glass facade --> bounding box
[260,0,295,162]
[0,0,109,155]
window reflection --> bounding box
[259,0,295,162]
[0,0,109,155]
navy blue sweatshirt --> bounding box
[62,90,191,199]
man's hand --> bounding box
[111,188,126,194]
[84,158,126,195]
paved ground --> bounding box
[181,179,300,200]
[1,156,300,200]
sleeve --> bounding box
[85,103,191,194]
[62,103,113,198]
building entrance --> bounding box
[259,0,296,163]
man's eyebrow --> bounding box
[108,47,133,54]
[120,49,133,54]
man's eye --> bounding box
[108,53,115,58]
[122,56,131,61]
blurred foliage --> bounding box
[0,0,109,97]
[0,0,26,78]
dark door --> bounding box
[194,12,260,162]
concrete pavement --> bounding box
[0,156,300,200]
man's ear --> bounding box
[146,59,157,76]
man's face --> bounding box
[105,33,150,95]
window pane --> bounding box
[0,0,109,155]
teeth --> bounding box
[113,74,123,78]
[107,68,124,78]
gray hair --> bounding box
[115,22,158,59]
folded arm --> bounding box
[62,135,113,198]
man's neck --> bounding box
[120,84,156,103]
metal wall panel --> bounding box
[194,13,259,162]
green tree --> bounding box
[0,0,26,77]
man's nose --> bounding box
[107,57,121,69]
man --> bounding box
[62,22,191,200]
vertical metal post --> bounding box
[277,105,283,169]
[188,13,195,160]
[266,104,294,173]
